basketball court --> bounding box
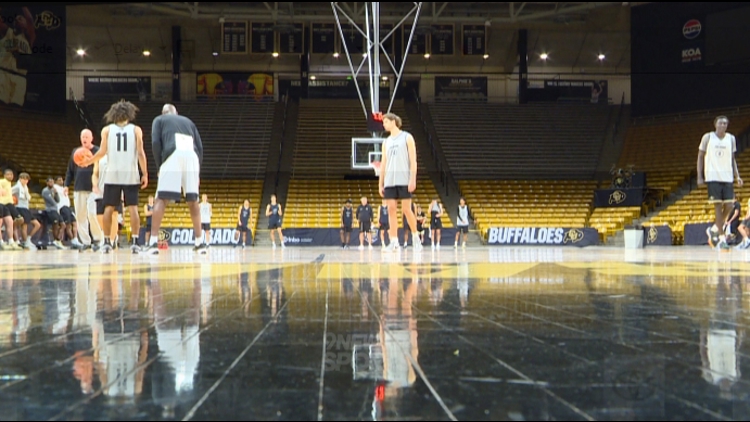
[1,246,748,420]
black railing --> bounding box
[275,92,291,190]
[412,89,449,195]
[70,88,93,130]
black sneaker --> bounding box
[92,243,101,253]
[194,244,209,255]
[144,244,160,255]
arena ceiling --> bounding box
[75,2,634,28]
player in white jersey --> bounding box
[82,100,148,254]
[0,7,34,106]
[379,113,421,252]
[698,116,743,250]
[200,194,212,247]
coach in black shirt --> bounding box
[64,129,103,249]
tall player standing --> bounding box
[145,104,205,255]
[81,100,148,254]
[697,116,742,250]
[378,113,421,252]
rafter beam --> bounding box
[435,2,449,19]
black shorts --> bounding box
[0,204,7,218]
[458,226,469,234]
[742,219,750,228]
[60,206,76,224]
[342,225,352,233]
[379,221,389,231]
[103,184,139,207]
[3,204,20,220]
[707,182,734,203]
[360,222,371,232]
[268,219,281,230]
[417,224,424,232]
[431,218,443,230]
[202,223,211,231]
[96,199,123,215]
[18,208,35,225]
[45,210,63,225]
[237,225,250,233]
[384,186,411,200]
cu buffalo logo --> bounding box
[683,19,701,40]
[648,226,658,244]
[609,190,626,205]
[34,11,61,30]
[563,229,583,244]
[158,230,171,242]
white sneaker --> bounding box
[412,234,423,251]
[431,244,436,250]
[281,242,286,249]
[53,241,67,250]
[71,239,83,248]
[462,242,466,248]
[10,241,23,251]
[368,244,373,250]
[436,244,441,250]
[25,240,37,250]
[454,243,458,249]
[359,245,364,251]
[272,242,277,248]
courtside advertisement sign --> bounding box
[139,228,248,246]
[487,227,598,247]
[683,19,702,40]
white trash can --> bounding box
[624,229,644,249]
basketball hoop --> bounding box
[371,161,381,177]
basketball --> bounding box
[74,147,92,166]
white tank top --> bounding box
[700,131,736,183]
[103,123,139,185]
[200,202,211,223]
[96,156,108,198]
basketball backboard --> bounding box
[352,137,385,170]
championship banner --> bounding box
[196,72,273,99]
[0,4,65,113]
[139,228,248,246]
[645,225,672,246]
[84,76,151,100]
[487,227,599,247]
[684,223,712,246]
[221,21,247,54]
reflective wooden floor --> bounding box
[1,246,750,421]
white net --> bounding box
[371,161,381,177]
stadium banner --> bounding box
[528,80,608,103]
[84,76,151,99]
[487,227,599,247]
[196,72,273,99]
[138,227,250,246]
[594,188,645,208]
[645,225,673,246]
[278,78,389,99]
[434,76,487,100]
[280,228,459,247]
[0,4,65,113]
[684,223,713,246]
